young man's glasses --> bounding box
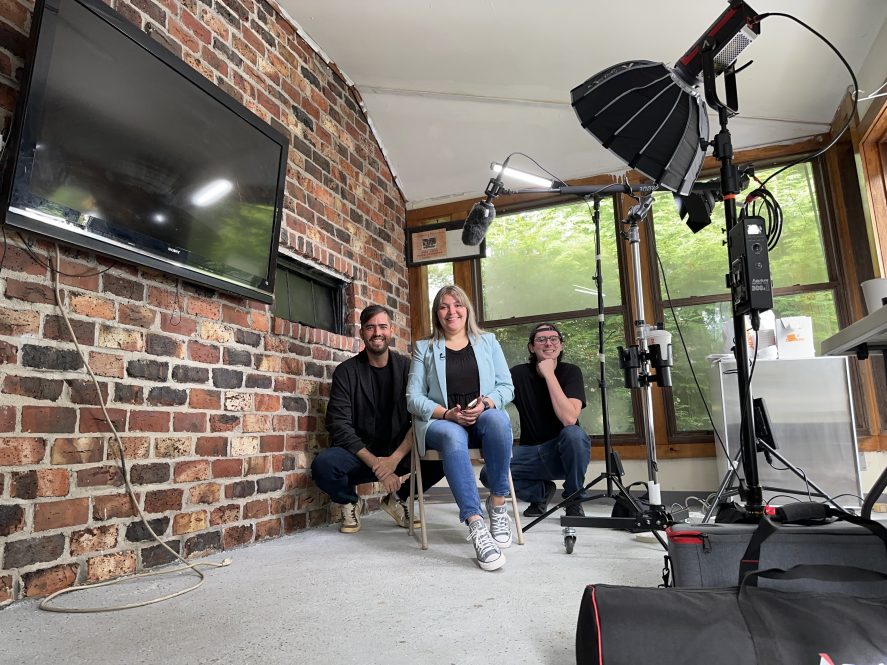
[534,335,561,345]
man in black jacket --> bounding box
[312,304,443,533]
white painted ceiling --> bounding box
[281,1,887,209]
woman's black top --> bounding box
[445,343,480,409]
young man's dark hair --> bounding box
[360,304,393,327]
[526,322,565,364]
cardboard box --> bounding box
[775,316,815,358]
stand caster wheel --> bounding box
[564,535,576,554]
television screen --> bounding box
[1,0,288,303]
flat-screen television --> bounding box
[1,0,288,303]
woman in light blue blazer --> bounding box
[407,285,515,571]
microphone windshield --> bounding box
[461,201,496,246]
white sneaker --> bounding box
[485,495,513,548]
[337,498,364,533]
[466,519,505,571]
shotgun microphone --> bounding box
[461,199,496,246]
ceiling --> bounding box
[281,1,887,209]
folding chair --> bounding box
[408,433,525,550]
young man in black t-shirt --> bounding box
[508,323,591,517]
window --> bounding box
[653,161,839,433]
[426,262,453,320]
[479,198,636,438]
[273,257,346,334]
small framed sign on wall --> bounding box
[406,220,486,267]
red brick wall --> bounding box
[0,0,409,605]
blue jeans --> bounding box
[504,425,591,503]
[311,446,444,505]
[425,409,512,523]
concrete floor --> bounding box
[2,499,665,665]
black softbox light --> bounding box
[570,60,708,196]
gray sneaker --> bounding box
[466,518,505,571]
[338,498,364,533]
[485,494,512,548]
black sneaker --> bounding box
[564,501,585,517]
[523,480,557,517]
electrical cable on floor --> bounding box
[38,245,232,613]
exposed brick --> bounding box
[223,347,252,366]
[196,436,227,457]
[21,406,77,434]
[0,405,13,431]
[255,394,281,412]
[0,504,25,536]
[245,373,272,389]
[210,503,240,525]
[209,414,239,432]
[0,341,17,365]
[145,333,183,357]
[174,460,210,482]
[102,273,145,300]
[43,315,95,345]
[98,325,144,352]
[79,407,127,434]
[144,488,183,513]
[188,482,220,504]
[5,278,55,304]
[155,437,191,457]
[3,375,64,400]
[66,379,110,405]
[113,383,144,405]
[126,359,169,382]
[88,352,125,378]
[245,455,270,476]
[22,564,78,598]
[284,513,306,534]
[231,435,260,456]
[76,465,124,488]
[93,493,137,521]
[187,341,220,364]
[282,396,308,412]
[21,345,83,371]
[271,494,295,514]
[129,410,171,432]
[225,479,255,498]
[130,463,170,485]
[243,498,269,519]
[189,389,221,410]
[171,364,209,384]
[225,392,252,411]
[173,510,208,535]
[0,306,39,336]
[119,304,156,328]
[11,469,69,498]
[212,459,243,478]
[257,476,284,493]
[183,530,221,558]
[146,386,187,407]
[87,551,137,583]
[223,524,253,548]
[52,437,103,464]
[70,294,116,320]
[273,415,296,432]
[260,435,285,453]
[70,524,119,555]
[1,437,46,466]
[34,498,89,531]
[236,329,262,347]
[255,518,281,540]
[173,412,206,433]
[125,517,170,542]
[212,367,243,389]
[4,534,65,568]
[107,436,151,461]
[141,540,181,568]
[242,414,271,433]
[160,312,197,335]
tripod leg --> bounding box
[703,445,742,523]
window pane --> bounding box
[287,275,315,326]
[665,301,734,432]
[481,199,620,320]
[426,262,453,319]
[653,194,729,299]
[488,316,635,438]
[773,290,839,355]
[272,268,289,319]
[314,285,336,332]
[756,163,829,288]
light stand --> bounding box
[488,180,670,550]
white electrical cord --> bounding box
[39,245,232,613]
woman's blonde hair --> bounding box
[430,284,483,341]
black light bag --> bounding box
[576,565,887,665]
